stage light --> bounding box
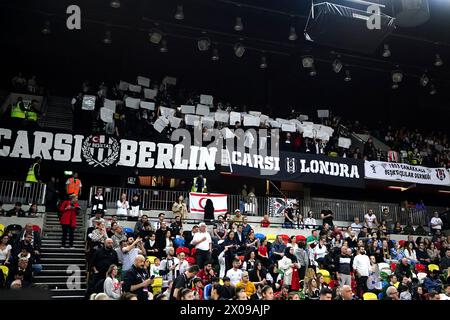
[344,70,352,82]
[103,31,112,44]
[234,42,245,58]
[332,58,343,73]
[159,39,168,53]
[110,0,120,9]
[149,29,163,44]
[211,47,219,61]
[260,55,268,69]
[41,20,51,35]
[174,5,184,20]
[301,56,314,68]
[382,44,391,58]
[197,37,211,51]
[288,26,298,41]
[434,54,443,67]
[234,17,244,31]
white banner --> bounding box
[82,95,96,111]
[189,192,228,214]
[365,161,450,186]
[137,76,150,88]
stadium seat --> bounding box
[378,262,389,271]
[0,223,4,236]
[280,234,290,244]
[380,270,391,280]
[173,237,185,248]
[5,224,22,235]
[185,256,196,265]
[255,233,265,241]
[318,269,331,284]
[32,225,41,233]
[176,247,190,256]
[378,292,384,300]
[390,263,397,271]
[428,264,439,272]
[295,235,306,242]
[191,248,197,257]
[147,256,157,264]
[0,265,9,279]
[399,240,406,247]
[363,292,378,300]
[415,263,426,273]
[123,227,133,235]
[237,255,245,262]
[266,234,276,243]
[152,276,163,294]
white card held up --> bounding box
[299,114,309,121]
[125,97,140,109]
[100,107,114,123]
[153,118,168,133]
[317,109,330,118]
[129,84,142,93]
[169,116,182,128]
[201,116,215,128]
[248,111,262,117]
[243,115,260,127]
[338,137,352,149]
[229,111,241,125]
[82,95,96,111]
[303,126,314,138]
[140,101,155,111]
[196,104,210,116]
[260,114,269,123]
[282,123,296,132]
[144,88,157,100]
[215,111,229,123]
[185,114,200,126]
[119,81,129,91]
[268,120,281,128]
[160,106,176,118]
[163,76,177,85]
[200,94,213,106]
[104,99,116,112]
[181,105,196,114]
[137,76,150,88]
[221,127,235,139]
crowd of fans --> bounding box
[83,203,450,301]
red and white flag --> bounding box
[189,193,228,214]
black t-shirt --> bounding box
[284,208,294,223]
[170,273,190,300]
[321,209,334,226]
[123,265,150,301]
[91,247,119,275]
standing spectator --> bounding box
[122,255,153,301]
[190,223,212,269]
[91,187,107,217]
[170,265,200,300]
[103,264,122,300]
[283,206,296,229]
[430,211,443,235]
[59,194,79,248]
[226,258,243,287]
[278,247,300,291]
[172,195,188,220]
[153,213,166,231]
[271,235,286,263]
[66,172,82,197]
[380,208,393,231]
[320,208,334,227]
[134,215,149,235]
[336,247,353,287]
[260,214,271,228]
[111,226,127,250]
[129,194,142,218]
[121,237,146,274]
[364,209,378,230]
[45,177,59,212]
[89,238,118,296]
[159,247,180,284]
[116,193,129,217]
[353,246,371,298]
[170,216,183,237]
[11,72,27,91]
[363,137,376,160]
[203,199,215,223]
[213,215,228,243]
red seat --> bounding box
[399,240,406,247]
[390,263,397,271]
[280,234,290,244]
[191,248,197,257]
[415,263,426,273]
[237,255,245,262]
[185,256,196,265]
[296,235,306,242]
[32,225,41,233]
[176,247,190,255]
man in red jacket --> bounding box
[59,194,80,248]
[196,261,215,286]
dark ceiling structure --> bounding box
[1,0,450,130]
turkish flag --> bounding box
[189,192,228,214]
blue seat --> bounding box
[173,238,185,248]
[378,292,384,300]
[255,233,266,241]
[123,227,134,234]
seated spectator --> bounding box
[134,215,149,235]
[6,202,25,217]
[226,258,243,287]
[260,214,271,228]
[89,211,105,228]
[220,276,236,300]
[270,235,286,263]
[0,201,4,216]
[144,233,160,258]
[393,221,403,234]
[196,262,215,287]
[138,222,154,241]
[305,278,320,300]
[88,222,108,248]
[304,211,317,229]
[236,271,256,298]
[103,264,122,300]
[234,287,248,300]
[395,258,413,279]
[423,270,443,293]
[404,241,417,264]
[27,203,38,217]
[170,216,183,237]
[0,235,12,266]
[192,277,204,300]
[7,257,32,287]
[416,242,431,266]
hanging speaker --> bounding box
[393,0,430,27]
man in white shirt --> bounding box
[121,237,145,273]
[364,209,378,230]
[225,258,243,287]
[190,222,212,269]
[352,246,371,298]
[351,217,363,236]
[430,212,443,234]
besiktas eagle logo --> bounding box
[82,135,120,167]
[436,169,446,181]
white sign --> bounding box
[181,105,196,114]
[100,108,114,123]
[215,111,229,123]
[153,118,168,133]
[365,161,450,186]
[200,94,213,106]
[169,117,182,129]
[137,76,150,88]
[144,88,158,100]
[125,97,140,109]
[338,137,352,149]
[163,76,177,85]
[104,99,116,112]
[129,84,142,93]
[248,111,262,117]
[189,192,228,214]
[317,110,330,118]
[160,107,176,118]
[196,104,210,116]
[243,115,260,127]
[140,101,155,111]
[185,114,200,126]
[229,112,241,125]
[282,123,296,132]
[221,127,235,139]
[119,81,129,91]
[82,95,96,111]
[201,116,215,129]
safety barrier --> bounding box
[0,180,46,205]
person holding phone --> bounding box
[123,255,154,301]
[121,236,146,274]
[59,194,80,248]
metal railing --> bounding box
[0,180,46,205]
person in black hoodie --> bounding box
[155,222,169,256]
[203,199,215,224]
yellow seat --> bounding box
[0,265,9,279]
[266,234,276,243]
[0,224,4,236]
[152,276,163,294]
[428,264,439,272]
[318,269,331,284]
[147,256,157,264]
[363,292,378,300]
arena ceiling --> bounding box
[1,0,450,129]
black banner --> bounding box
[228,151,365,188]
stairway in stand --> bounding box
[34,211,87,300]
